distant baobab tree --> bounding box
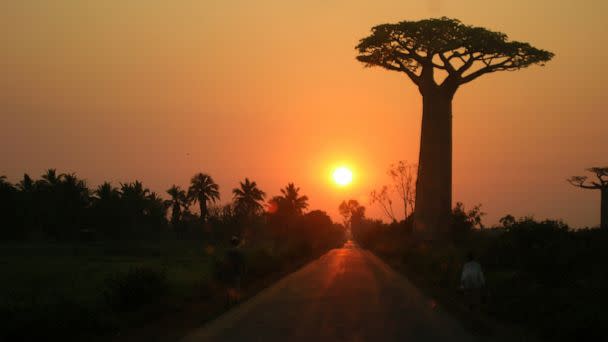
[568,167,608,229]
[356,17,554,236]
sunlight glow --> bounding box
[333,167,353,186]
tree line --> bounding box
[0,169,345,246]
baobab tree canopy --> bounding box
[356,17,554,92]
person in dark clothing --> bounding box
[224,236,245,304]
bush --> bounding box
[103,267,168,312]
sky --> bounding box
[1,0,607,227]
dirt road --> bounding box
[182,241,475,341]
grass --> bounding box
[0,240,219,341]
[1,238,340,341]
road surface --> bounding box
[182,241,475,342]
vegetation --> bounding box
[187,173,220,223]
[0,169,346,341]
[356,17,554,236]
[348,201,607,341]
[568,167,608,229]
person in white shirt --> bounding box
[460,251,485,311]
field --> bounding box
[0,239,284,341]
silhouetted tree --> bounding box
[568,167,608,229]
[388,161,417,218]
[369,186,397,222]
[57,173,90,237]
[451,202,485,239]
[499,214,516,228]
[339,200,366,229]
[297,210,344,250]
[41,169,61,187]
[166,185,188,228]
[269,183,309,217]
[93,182,121,237]
[0,176,19,239]
[144,192,169,231]
[267,183,309,244]
[16,174,38,236]
[233,178,266,219]
[120,181,151,235]
[188,173,220,223]
[356,17,554,236]
[340,200,366,242]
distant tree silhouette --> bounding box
[369,186,397,222]
[339,200,366,229]
[144,192,169,230]
[1,172,170,240]
[95,182,120,203]
[451,202,485,239]
[356,17,554,237]
[92,182,121,237]
[233,178,266,219]
[57,173,90,237]
[120,181,150,233]
[568,167,608,229]
[119,181,167,235]
[188,173,220,223]
[388,161,417,218]
[269,183,309,217]
[340,200,366,242]
[166,185,188,228]
[17,174,38,236]
[499,214,516,228]
[0,176,19,239]
[41,168,61,187]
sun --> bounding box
[333,167,353,186]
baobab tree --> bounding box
[568,167,608,229]
[356,17,553,236]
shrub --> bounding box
[103,267,168,312]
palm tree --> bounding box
[94,182,120,202]
[271,183,309,216]
[18,174,35,192]
[55,173,90,236]
[188,173,220,222]
[233,178,266,218]
[40,168,62,187]
[167,185,188,226]
[61,173,90,204]
[120,181,150,232]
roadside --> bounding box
[376,252,539,342]
[109,249,330,342]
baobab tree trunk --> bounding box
[602,187,607,230]
[413,89,454,238]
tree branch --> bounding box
[567,176,600,190]
[439,52,456,73]
[459,57,514,84]
[394,60,421,85]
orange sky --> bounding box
[1,1,607,227]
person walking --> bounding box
[224,235,246,305]
[460,251,485,312]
